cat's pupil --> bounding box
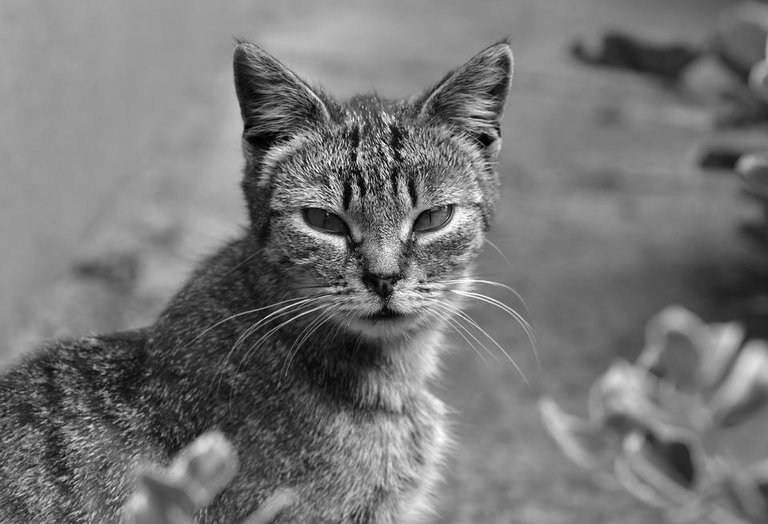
[413,205,454,233]
[302,208,348,235]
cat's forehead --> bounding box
[268,94,482,221]
[332,95,471,177]
[337,96,411,151]
[343,94,405,119]
[337,103,479,209]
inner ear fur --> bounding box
[233,41,331,151]
[417,41,514,153]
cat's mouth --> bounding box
[345,306,421,338]
[363,307,410,323]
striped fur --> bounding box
[0,41,513,523]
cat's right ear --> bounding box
[233,42,330,151]
[416,41,513,157]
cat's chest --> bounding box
[316,396,448,523]
[332,410,429,488]
[222,395,447,523]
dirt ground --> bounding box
[6,0,768,522]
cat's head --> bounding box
[233,41,513,340]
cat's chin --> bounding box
[342,312,424,340]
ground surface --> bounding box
[5,0,767,522]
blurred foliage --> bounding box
[541,306,768,524]
[124,431,295,524]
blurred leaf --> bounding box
[724,477,768,524]
[614,430,701,508]
[588,360,653,429]
[641,432,696,489]
[125,431,239,524]
[723,458,768,524]
[130,472,195,524]
[697,322,746,391]
[242,488,298,524]
[588,360,711,433]
[639,306,707,390]
[538,397,616,471]
[168,430,238,507]
[738,152,768,201]
[749,60,768,101]
[709,340,768,427]
[638,307,745,397]
[543,305,768,523]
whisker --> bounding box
[211,300,328,398]
[427,304,492,363]
[284,308,333,370]
[223,303,332,409]
[438,278,533,319]
[224,249,262,275]
[325,308,349,343]
[436,299,532,389]
[288,283,348,292]
[449,288,537,342]
[233,303,329,377]
[454,287,536,341]
[426,301,494,361]
[451,289,541,378]
[483,238,513,268]
[182,294,315,350]
[230,296,329,353]
[280,306,339,382]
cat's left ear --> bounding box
[417,41,513,157]
[233,41,331,151]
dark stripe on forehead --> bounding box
[348,125,360,171]
[356,173,367,201]
[342,179,353,210]
[389,123,404,195]
[389,123,404,162]
[389,123,418,207]
[349,124,360,150]
[389,168,399,195]
[348,125,366,201]
[408,178,418,208]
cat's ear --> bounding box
[233,42,331,150]
[417,41,513,155]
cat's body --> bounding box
[0,41,513,523]
[1,238,446,522]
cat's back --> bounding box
[0,330,158,523]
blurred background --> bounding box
[4,0,768,522]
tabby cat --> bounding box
[0,40,514,523]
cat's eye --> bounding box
[413,205,454,233]
[302,208,348,235]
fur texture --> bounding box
[0,41,513,523]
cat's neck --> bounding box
[145,234,443,418]
[294,326,444,413]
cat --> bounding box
[0,39,513,523]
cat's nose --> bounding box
[362,272,401,299]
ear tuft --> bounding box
[233,42,330,150]
[418,42,514,153]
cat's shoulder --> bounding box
[1,329,150,398]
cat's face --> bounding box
[234,42,512,339]
[265,110,488,338]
